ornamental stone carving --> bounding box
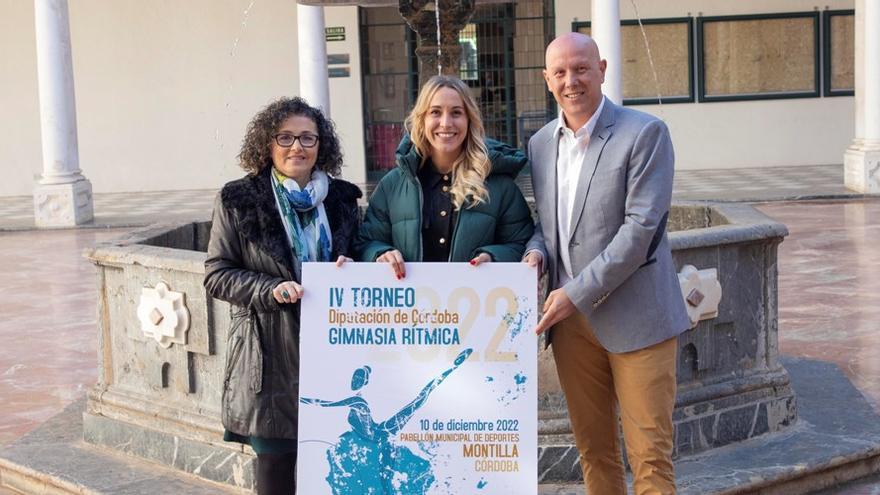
[678,264,722,327]
[136,282,191,348]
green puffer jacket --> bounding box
[356,135,534,262]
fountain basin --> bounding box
[538,202,795,481]
[82,201,794,487]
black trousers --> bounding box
[256,452,297,495]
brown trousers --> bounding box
[552,312,678,495]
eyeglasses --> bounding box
[273,133,318,148]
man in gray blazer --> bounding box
[524,32,690,494]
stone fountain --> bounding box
[7,193,880,494]
[538,203,796,480]
[25,202,794,491]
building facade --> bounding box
[0,0,861,197]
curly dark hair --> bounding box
[238,97,343,176]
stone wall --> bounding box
[84,223,254,490]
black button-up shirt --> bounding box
[418,160,455,262]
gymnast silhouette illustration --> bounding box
[299,348,473,494]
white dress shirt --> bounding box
[555,96,605,286]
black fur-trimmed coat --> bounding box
[204,166,361,440]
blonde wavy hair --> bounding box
[405,75,490,209]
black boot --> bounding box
[256,452,297,495]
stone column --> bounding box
[844,0,880,193]
[399,0,475,88]
[591,0,622,104]
[297,3,331,114]
[33,0,93,227]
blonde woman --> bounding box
[357,75,533,276]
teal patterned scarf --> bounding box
[271,169,332,262]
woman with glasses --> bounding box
[204,97,361,495]
[357,75,533,275]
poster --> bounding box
[297,262,538,495]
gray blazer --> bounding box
[526,99,690,353]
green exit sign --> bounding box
[325,26,345,42]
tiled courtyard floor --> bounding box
[0,194,877,493]
[0,164,868,231]
[757,200,880,415]
[0,227,127,447]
